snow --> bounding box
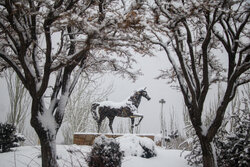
[210,142,218,167]
[15,133,25,139]
[0,131,191,167]
[0,145,91,167]
[154,133,162,143]
[94,134,114,145]
[97,98,138,113]
[37,109,57,136]
[123,149,190,167]
[57,92,69,117]
[0,145,192,167]
[201,125,208,136]
[116,134,156,157]
[98,100,132,109]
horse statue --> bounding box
[91,87,151,133]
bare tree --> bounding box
[20,124,40,146]
[144,0,250,166]
[116,119,129,133]
[0,1,144,166]
[4,69,30,134]
[62,75,112,144]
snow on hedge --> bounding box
[116,134,157,158]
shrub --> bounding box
[0,123,25,153]
[140,142,157,158]
[86,135,124,167]
[184,136,203,166]
[216,108,250,167]
[116,134,157,158]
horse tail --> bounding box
[91,103,100,122]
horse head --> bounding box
[139,88,151,101]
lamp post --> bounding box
[159,99,166,147]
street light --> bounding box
[159,99,166,147]
[159,99,166,108]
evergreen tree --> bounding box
[0,123,25,153]
[86,135,124,167]
[217,100,250,167]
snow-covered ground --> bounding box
[0,146,191,167]
[0,135,192,167]
[122,149,191,167]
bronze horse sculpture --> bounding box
[91,88,151,133]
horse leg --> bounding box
[135,115,144,126]
[108,116,115,133]
[130,118,135,134]
[97,121,101,133]
[97,120,102,133]
[97,114,106,133]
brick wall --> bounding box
[73,133,158,146]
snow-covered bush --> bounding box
[86,135,124,167]
[165,130,186,149]
[216,107,250,167]
[0,123,25,153]
[184,136,203,166]
[139,142,157,158]
[116,134,157,158]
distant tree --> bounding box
[62,76,112,144]
[0,1,144,166]
[23,127,39,146]
[114,118,125,133]
[144,0,250,166]
[4,69,30,134]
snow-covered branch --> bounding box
[0,52,26,85]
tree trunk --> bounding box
[200,137,217,167]
[32,122,59,167]
[40,138,58,167]
[30,101,59,167]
